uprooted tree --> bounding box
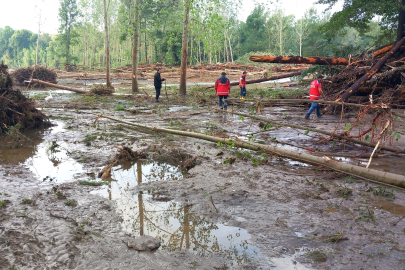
[0,63,50,133]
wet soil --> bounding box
[1,77,405,269]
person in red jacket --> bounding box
[239,71,247,101]
[305,74,324,119]
[214,72,231,110]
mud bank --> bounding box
[1,81,405,269]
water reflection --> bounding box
[91,160,265,267]
[0,121,84,182]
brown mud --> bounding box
[1,75,405,269]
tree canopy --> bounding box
[317,0,405,42]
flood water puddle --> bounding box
[0,121,85,182]
[370,199,405,216]
[90,159,270,267]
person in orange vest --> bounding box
[214,72,231,110]
[239,71,247,101]
[304,74,324,119]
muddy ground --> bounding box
[1,75,405,270]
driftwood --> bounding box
[249,55,349,65]
[202,71,303,89]
[87,112,405,188]
[29,79,89,94]
[327,37,405,111]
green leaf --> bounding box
[304,130,309,135]
[365,135,370,142]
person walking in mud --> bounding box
[304,74,324,119]
[154,68,165,102]
[214,72,231,110]
[239,71,247,101]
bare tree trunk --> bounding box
[92,113,405,188]
[198,39,201,64]
[103,0,112,88]
[299,36,302,56]
[179,0,191,95]
[279,15,283,55]
[228,35,234,63]
[190,34,193,65]
[144,18,147,63]
[132,0,140,93]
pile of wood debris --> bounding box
[0,63,50,133]
[249,37,405,107]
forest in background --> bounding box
[0,0,397,69]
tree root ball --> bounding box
[0,63,50,133]
[88,84,115,96]
[11,65,57,87]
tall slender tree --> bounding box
[179,0,191,95]
[58,0,80,67]
[103,0,112,88]
[132,0,140,93]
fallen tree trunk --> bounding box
[227,98,367,107]
[373,45,394,58]
[213,108,405,154]
[88,112,405,188]
[225,98,404,119]
[249,55,349,65]
[202,71,302,89]
[327,36,405,112]
[29,79,88,94]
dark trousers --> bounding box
[240,86,246,97]
[155,87,161,101]
[218,95,228,108]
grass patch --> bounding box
[355,206,376,223]
[83,134,96,142]
[306,250,327,262]
[319,230,345,243]
[336,186,353,199]
[55,191,66,199]
[115,105,126,111]
[30,93,48,99]
[50,115,71,120]
[64,199,78,207]
[0,200,4,207]
[372,185,395,201]
[79,180,108,186]
[345,175,362,184]
[21,198,32,204]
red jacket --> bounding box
[309,79,322,100]
[239,74,246,87]
[215,76,231,96]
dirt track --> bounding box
[1,78,405,269]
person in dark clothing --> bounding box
[153,69,165,102]
[214,72,231,110]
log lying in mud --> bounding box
[226,98,404,123]
[202,71,303,89]
[249,55,349,65]
[28,79,89,94]
[213,108,405,154]
[88,112,405,188]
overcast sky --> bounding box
[0,0,343,35]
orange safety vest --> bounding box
[309,79,322,100]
